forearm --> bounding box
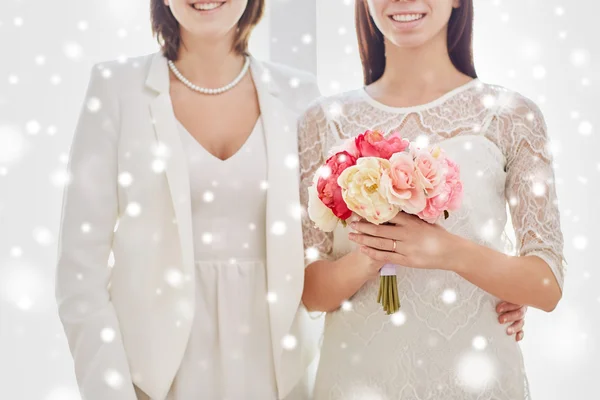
[451,238,562,312]
[302,251,375,312]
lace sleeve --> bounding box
[498,95,567,290]
[298,101,334,263]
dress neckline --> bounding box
[359,78,481,113]
[177,117,262,163]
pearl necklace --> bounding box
[167,57,250,95]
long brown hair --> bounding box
[150,0,265,61]
[355,0,477,85]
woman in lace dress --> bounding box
[299,1,565,399]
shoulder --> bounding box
[87,52,156,97]
[299,89,365,123]
[477,81,545,124]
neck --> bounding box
[378,30,463,92]
[173,29,246,87]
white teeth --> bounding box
[193,2,223,11]
[392,14,425,22]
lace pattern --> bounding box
[297,80,565,400]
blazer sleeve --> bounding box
[55,64,137,400]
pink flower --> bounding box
[417,156,463,223]
[414,149,444,197]
[381,152,427,214]
[317,151,357,220]
[440,157,463,210]
[355,130,410,160]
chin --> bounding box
[188,24,231,38]
[387,34,432,49]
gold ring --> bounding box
[392,240,397,252]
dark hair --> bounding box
[150,0,265,61]
[355,0,477,85]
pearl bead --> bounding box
[168,58,250,95]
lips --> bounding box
[190,1,225,11]
[390,13,426,22]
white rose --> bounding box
[337,157,399,225]
[307,185,339,232]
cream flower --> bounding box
[337,157,399,224]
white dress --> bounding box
[167,117,278,400]
[298,79,567,400]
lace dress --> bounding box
[298,79,566,400]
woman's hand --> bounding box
[348,213,528,342]
[348,211,464,271]
[497,301,528,342]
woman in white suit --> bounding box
[55,1,322,399]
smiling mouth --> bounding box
[390,13,426,23]
[190,2,225,11]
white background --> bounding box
[1,0,598,399]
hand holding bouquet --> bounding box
[307,130,463,314]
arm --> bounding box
[450,238,561,312]
[297,102,381,313]
[55,64,137,399]
[454,97,565,312]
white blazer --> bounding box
[56,51,322,400]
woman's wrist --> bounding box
[446,234,477,274]
[447,235,514,276]
[340,250,379,283]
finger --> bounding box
[516,331,524,342]
[496,302,525,313]
[360,245,408,266]
[351,221,402,239]
[506,319,524,336]
[498,308,526,324]
[349,233,397,252]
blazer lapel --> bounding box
[250,58,307,386]
[146,53,195,283]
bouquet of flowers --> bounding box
[307,130,463,315]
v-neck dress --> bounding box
[166,117,278,400]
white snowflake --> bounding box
[33,226,53,246]
[301,34,312,44]
[86,97,102,113]
[201,233,213,244]
[271,221,287,235]
[472,336,488,350]
[63,41,83,61]
[282,334,298,350]
[104,369,124,389]
[203,191,215,202]
[118,172,133,187]
[100,327,116,343]
[578,120,592,136]
[126,202,141,217]
[391,311,407,326]
[267,292,278,303]
[164,268,184,288]
[456,352,496,392]
[573,235,588,250]
[151,159,166,173]
[442,289,457,304]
